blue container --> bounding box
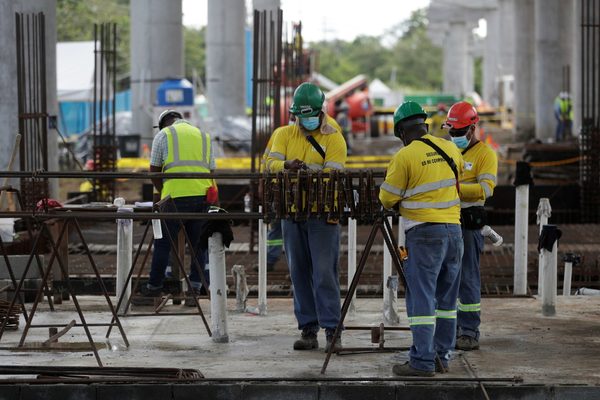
[156,79,194,106]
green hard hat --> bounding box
[393,101,427,126]
[289,83,325,117]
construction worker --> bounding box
[445,101,498,351]
[430,103,449,138]
[266,82,347,352]
[554,92,573,141]
[379,101,464,376]
[258,127,285,272]
[139,110,215,300]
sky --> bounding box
[182,0,432,43]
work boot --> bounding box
[455,335,480,351]
[324,334,343,353]
[392,362,435,377]
[293,330,318,350]
[184,288,202,307]
[131,285,162,306]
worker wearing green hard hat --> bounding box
[380,101,464,377]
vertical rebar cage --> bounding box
[15,13,49,211]
[580,0,600,222]
[92,23,118,203]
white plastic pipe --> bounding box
[347,217,357,314]
[563,261,572,296]
[537,198,551,296]
[514,185,529,295]
[116,204,133,314]
[257,206,267,315]
[383,216,397,323]
[541,239,557,316]
[209,232,229,342]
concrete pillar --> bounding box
[443,21,469,97]
[465,36,475,94]
[483,8,499,105]
[206,0,246,120]
[0,0,19,174]
[131,0,183,147]
[12,1,58,195]
[534,0,574,141]
[513,0,535,136]
[253,0,280,11]
[572,0,581,134]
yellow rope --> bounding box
[499,156,581,167]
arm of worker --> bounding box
[266,129,288,172]
[378,152,408,210]
[149,131,167,195]
[322,133,347,172]
[459,150,498,203]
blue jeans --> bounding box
[148,196,208,290]
[457,227,484,340]
[282,218,341,333]
[404,223,463,372]
[267,220,283,266]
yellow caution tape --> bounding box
[499,156,581,167]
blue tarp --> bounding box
[58,90,131,136]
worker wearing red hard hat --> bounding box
[445,101,498,351]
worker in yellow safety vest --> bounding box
[139,109,215,303]
[444,101,498,351]
[266,82,347,353]
[379,101,464,377]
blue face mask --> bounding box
[299,116,320,131]
[451,135,470,149]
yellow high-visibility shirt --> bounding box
[266,115,346,173]
[260,129,281,173]
[379,134,464,224]
[459,141,498,207]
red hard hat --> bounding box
[445,101,479,129]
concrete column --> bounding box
[131,0,183,147]
[465,36,475,94]
[571,0,581,134]
[483,9,499,105]
[513,0,535,136]
[253,0,280,11]
[0,0,19,174]
[206,0,246,120]
[534,0,574,141]
[443,21,468,97]
[11,1,58,195]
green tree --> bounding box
[57,0,130,78]
[184,26,206,84]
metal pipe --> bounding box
[347,217,357,314]
[514,184,529,295]
[0,171,386,179]
[209,232,229,342]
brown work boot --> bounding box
[392,362,435,377]
[293,330,318,350]
[455,335,480,351]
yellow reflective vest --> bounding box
[161,121,212,199]
[459,141,498,207]
[379,134,464,224]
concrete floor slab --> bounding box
[0,296,598,387]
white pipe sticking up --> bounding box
[563,261,572,296]
[541,239,558,317]
[514,185,529,295]
[347,217,357,314]
[537,198,551,296]
[209,232,229,342]
[115,200,133,314]
[257,206,267,315]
